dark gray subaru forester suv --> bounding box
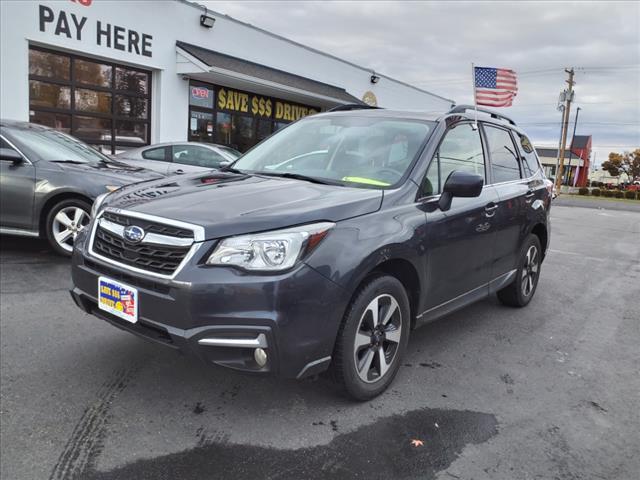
[70,105,551,400]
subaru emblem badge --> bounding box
[123,225,145,243]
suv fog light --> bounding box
[254,348,268,367]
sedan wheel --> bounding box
[46,199,92,256]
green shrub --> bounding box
[615,190,624,199]
[591,188,601,196]
[603,190,614,198]
[578,187,589,195]
[624,190,637,200]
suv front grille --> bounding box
[91,212,195,276]
[102,211,194,239]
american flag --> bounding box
[474,67,518,107]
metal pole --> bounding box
[565,106,581,186]
[553,104,565,183]
[555,68,575,194]
[472,63,478,128]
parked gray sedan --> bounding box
[0,120,161,256]
[115,142,241,175]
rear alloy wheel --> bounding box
[332,275,410,400]
[45,199,92,256]
[497,234,542,307]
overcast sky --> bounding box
[205,0,639,167]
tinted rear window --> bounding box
[484,125,521,183]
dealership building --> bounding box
[0,0,453,154]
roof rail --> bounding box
[448,104,516,126]
[328,104,380,112]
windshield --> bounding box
[233,116,434,188]
[6,127,112,165]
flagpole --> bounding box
[471,62,478,128]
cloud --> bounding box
[204,0,640,165]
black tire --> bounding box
[331,274,410,401]
[497,234,542,307]
[45,198,92,257]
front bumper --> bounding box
[70,242,350,379]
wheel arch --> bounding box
[371,258,421,329]
[530,222,548,261]
[344,254,422,330]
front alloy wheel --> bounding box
[332,275,410,401]
[354,294,403,383]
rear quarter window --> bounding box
[517,134,540,178]
[142,146,168,161]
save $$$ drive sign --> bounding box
[38,3,153,57]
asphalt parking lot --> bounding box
[1,204,639,480]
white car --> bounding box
[115,142,241,175]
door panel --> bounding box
[492,182,528,276]
[0,160,37,229]
[482,124,529,278]
[423,186,499,309]
[418,121,497,311]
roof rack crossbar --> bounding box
[448,104,516,126]
[328,104,380,112]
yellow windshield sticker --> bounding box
[342,176,391,187]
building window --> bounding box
[187,80,319,152]
[28,46,151,155]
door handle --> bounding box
[484,204,498,217]
[173,169,185,174]
[525,189,535,202]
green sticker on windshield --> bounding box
[341,176,391,187]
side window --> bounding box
[517,134,539,178]
[484,125,521,183]
[142,146,168,161]
[422,123,485,195]
[172,145,227,168]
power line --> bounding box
[412,64,640,87]
[521,122,639,125]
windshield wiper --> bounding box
[50,160,88,164]
[257,171,343,186]
[219,166,244,174]
[99,159,142,170]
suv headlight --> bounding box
[206,222,335,272]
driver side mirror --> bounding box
[0,148,24,164]
[438,171,484,211]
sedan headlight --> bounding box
[91,192,109,218]
[206,222,335,272]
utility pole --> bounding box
[565,106,581,186]
[555,68,575,193]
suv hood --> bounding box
[103,171,383,239]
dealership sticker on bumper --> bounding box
[98,277,138,323]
